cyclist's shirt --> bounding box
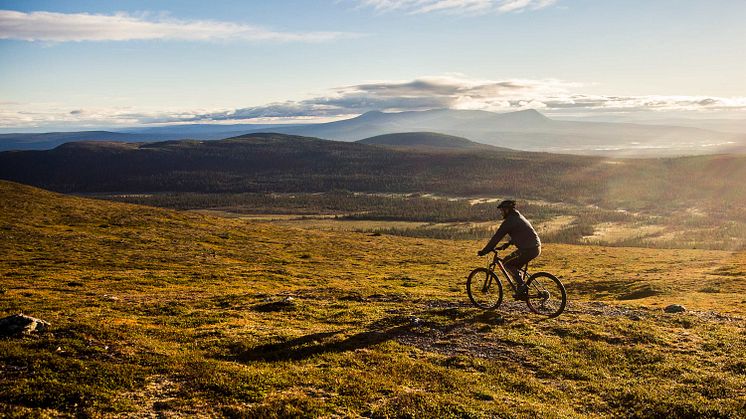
[483,209,541,251]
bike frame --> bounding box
[469,248,567,317]
[489,250,528,292]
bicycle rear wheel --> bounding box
[467,268,503,310]
[525,272,566,318]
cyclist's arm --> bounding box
[480,220,512,253]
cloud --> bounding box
[355,0,558,15]
[0,10,353,42]
[161,76,746,122]
[179,75,582,121]
[539,95,746,114]
[3,75,746,129]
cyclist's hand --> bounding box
[477,249,488,256]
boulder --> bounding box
[664,304,687,313]
[0,314,51,337]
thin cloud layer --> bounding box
[356,0,558,15]
[3,75,746,129]
[179,76,585,122]
[0,10,351,42]
[182,76,746,123]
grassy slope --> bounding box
[1,180,745,417]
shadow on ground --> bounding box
[227,309,522,363]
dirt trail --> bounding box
[392,299,744,362]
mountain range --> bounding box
[270,109,744,156]
[1,109,743,156]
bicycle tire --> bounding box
[467,268,503,310]
[525,272,567,318]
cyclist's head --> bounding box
[497,199,516,218]
[497,200,516,210]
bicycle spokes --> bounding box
[467,268,503,310]
[480,275,490,293]
[525,273,567,318]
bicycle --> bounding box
[467,248,567,318]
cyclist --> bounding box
[477,200,541,298]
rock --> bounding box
[477,325,492,333]
[254,296,298,312]
[664,304,687,313]
[0,314,51,337]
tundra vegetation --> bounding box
[1,180,745,417]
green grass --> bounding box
[1,180,745,417]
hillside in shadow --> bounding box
[1,133,746,216]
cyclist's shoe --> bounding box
[513,282,529,300]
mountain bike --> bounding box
[467,249,567,318]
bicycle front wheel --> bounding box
[467,268,503,310]
[525,272,567,318]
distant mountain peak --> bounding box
[502,108,549,120]
[357,110,386,119]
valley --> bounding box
[98,190,746,251]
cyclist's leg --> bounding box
[503,250,524,284]
[506,247,541,287]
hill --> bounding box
[0,131,150,152]
[0,133,593,197]
[0,124,293,152]
[357,131,506,151]
[2,133,746,216]
[1,180,744,416]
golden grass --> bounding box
[1,180,745,417]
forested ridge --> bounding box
[1,133,745,214]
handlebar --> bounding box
[478,244,510,256]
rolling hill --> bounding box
[0,133,594,197]
[357,132,505,151]
[0,124,289,152]
[0,131,149,151]
[1,133,745,216]
[1,180,744,416]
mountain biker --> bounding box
[477,200,541,298]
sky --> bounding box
[1,0,745,131]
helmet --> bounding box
[497,199,516,209]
